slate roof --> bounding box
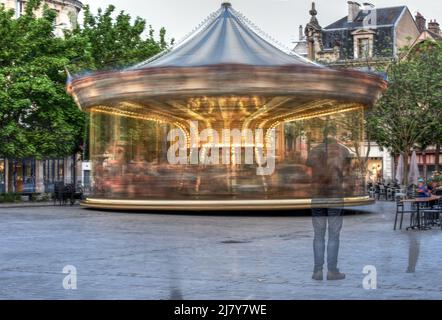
[325,6,407,30]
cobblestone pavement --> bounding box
[0,201,441,300]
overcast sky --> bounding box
[82,0,441,46]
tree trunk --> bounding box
[72,153,76,187]
[435,143,440,174]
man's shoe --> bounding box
[312,271,323,281]
[327,270,346,281]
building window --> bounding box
[6,159,36,193]
[43,159,66,192]
[58,159,65,180]
[22,159,36,193]
[83,170,91,187]
[15,0,25,18]
[357,38,370,58]
[53,9,61,28]
[426,165,435,180]
[44,160,54,193]
[367,158,383,183]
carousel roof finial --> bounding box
[221,2,232,8]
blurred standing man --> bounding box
[306,125,350,281]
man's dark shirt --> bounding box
[306,138,351,199]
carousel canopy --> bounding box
[132,2,317,68]
[68,2,387,114]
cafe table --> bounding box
[401,196,440,230]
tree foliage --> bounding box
[0,0,89,159]
[69,4,171,71]
[0,1,172,160]
[367,41,442,183]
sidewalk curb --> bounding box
[0,203,81,209]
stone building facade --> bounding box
[1,0,82,36]
[296,1,421,68]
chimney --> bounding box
[362,2,375,11]
[428,19,441,35]
[415,12,426,33]
[299,25,304,40]
[348,1,361,23]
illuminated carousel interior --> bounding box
[69,3,387,210]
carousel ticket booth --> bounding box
[68,3,386,211]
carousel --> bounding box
[68,2,387,211]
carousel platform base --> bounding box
[81,196,374,211]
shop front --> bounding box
[366,158,383,183]
[0,158,70,194]
[43,159,65,193]
[6,159,36,193]
[0,158,5,193]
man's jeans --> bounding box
[312,208,343,272]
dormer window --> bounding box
[358,38,370,58]
[351,29,376,59]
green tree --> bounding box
[70,4,172,71]
[367,41,442,185]
[0,0,90,159]
[414,41,442,177]
[417,116,442,176]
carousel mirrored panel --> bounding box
[89,99,366,202]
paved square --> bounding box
[0,202,441,299]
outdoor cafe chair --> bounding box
[405,196,441,230]
[378,185,387,201]
[387,187,394,201]
[394,195,415,230]
[394,196,405,230]
[422,198,442,228]
[53,182,65,206]
[368,186,376,199]
[395,189,407,199]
